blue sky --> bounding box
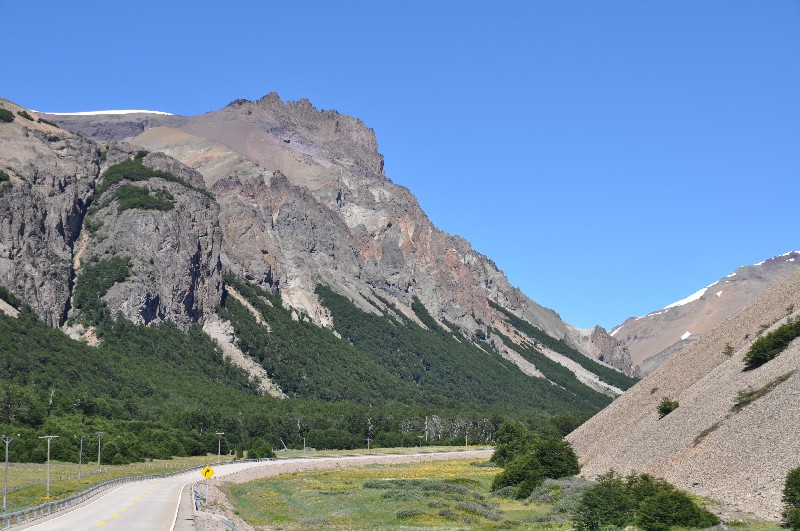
[3,1,798,329]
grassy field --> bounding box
[227,458,565,529]
[227,456,784,530]
[2,454,235,513]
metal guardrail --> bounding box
[2,457,278,529]
[1,465,205,529]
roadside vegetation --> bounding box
[228,454,766,530]
[1,455,234,513]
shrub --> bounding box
[0,109,14,123]
[396,508,427,520]
[98,158,209,198]
[113,184,174,213]
[657,397,679,418]
[491,435,580,499]
[575,472,718,531]
[635,490,720,531]
[574,471,635,531]
[0,170,9,182]
[733,372,793,412]
[744,319,800,370]
[785,466,800,529]
[16,110,34,121]
[37,118,59,127]
[491,421,531,466]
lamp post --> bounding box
[75,435,87,482]
[215,432,224,463]
[2,434,21,515]
[38,436,58,500]
[95,432,105,473]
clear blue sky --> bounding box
[3,1,798,329]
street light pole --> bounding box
[215,432,224,463]
[76,435,87,482]
[95,432,105,473]
[38,436,58,500]
[2,434,21,515]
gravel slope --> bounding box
[568,268,800,520]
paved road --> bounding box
[17,461,259,531]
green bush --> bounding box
[744,318,800,370]
[113,184,174,213]
[0,109,14,123]
[0,170,10,182]
[72,257,131,325]
[575,471,718,531]
[785,466,800,529]
[574,471,635,531]
[37,118,58,127]
[16,110,34,121]
[491,432,580,499]
[491,420,531,466]
[657,397,679,418]
[97,158,209,198]
[635,490,719,531]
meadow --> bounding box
[1,454,234,513]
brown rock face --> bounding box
[49,93,632,375]
[0,98,224,330]
[0,99,99,326]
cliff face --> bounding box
[0,98,223,331]
[0,99,99,327]
[568,267,800,520]
[50,93,633,374]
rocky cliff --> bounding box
[568,267,800,520]
[0,98,223,331]
[49,93,635,376]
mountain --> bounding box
[0,95,638,461]
[44,92,637,379]
[568,266,800,520]
[611,251,800,374]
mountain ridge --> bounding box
[43,92,637,378]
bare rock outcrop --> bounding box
[71,144,223,329]
[0,98,99,326]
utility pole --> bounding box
[76,435,87,482]
[95,432,106,473]
[365,437,372,450]
[215,432,224,463]
[2,434,21,515]
[38,436,58,500]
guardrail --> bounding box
[2,457,278,529]
[1,465,204,529]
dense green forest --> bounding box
[489,301,638,391]
[0,277,601,465]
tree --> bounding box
[635,490,719,531]
[785,466,800,529]
[574,471,635,531]
[491,420,530,466]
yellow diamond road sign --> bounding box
[201,465,214,479]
